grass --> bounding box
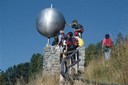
[17,42,128,85]
[16,73,59,85]
[85,42,128,84]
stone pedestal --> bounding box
[43,46,60,73]
[77,46,85,72]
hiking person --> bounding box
[59,32,79,85]
[52,35,59,46]
[65,32,78,64]
[59,30,67,46]
[74,31,84,47]
[65,32,78,52]
[59,30,67,63]
[66,19,84,38]
[102,34,113,60]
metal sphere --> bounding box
[36,8,66,38]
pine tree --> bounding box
[125,34,128,43]
[85,44,97,65]
[116,32,125,45]
[30,53,43,75]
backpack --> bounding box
[103,38,112,47]
[78,24,84,33]
[66,38,78,50]
[77,37,84,47]
[72,37,78,47]
[80,25,84,33]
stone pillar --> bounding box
[43,46,60,74]
[77,46,85,72]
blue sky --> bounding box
[0,0,128,71]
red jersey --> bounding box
[102,38,113,47]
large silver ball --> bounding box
[36,8,66,38]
